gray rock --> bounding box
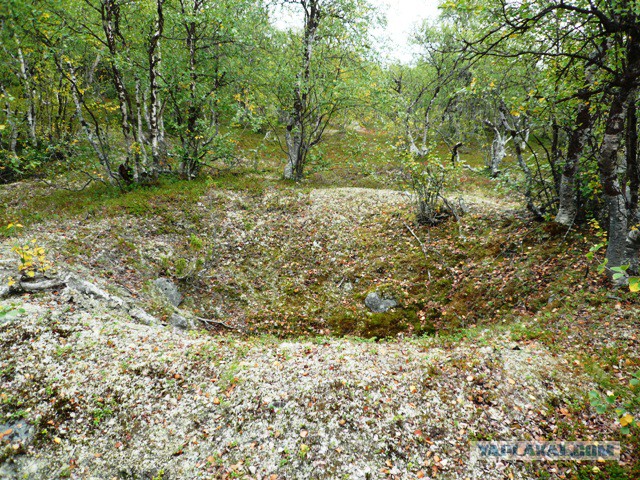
[129,308,158,326]
[0,283,11,299]
[65,274,125,308]
[0,420,34,443]
[170,313,192,330]
[364,292,398,313]
[154,278,182,306]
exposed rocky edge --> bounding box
[365,291,398,313]
[0,287,610,479]
[154,277,183,307]
[0,270,237,334]
[0,272,154,324]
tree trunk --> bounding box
[599,91,629,280]
[179,0,201,178]
[134,77,148,182]
[65,61,117,185]
[555,96,593,226]
[626,91,638,225]
[148,0,165,179]
[485,120,507,177]
[512,128,544,219]
[16,40,37,147]
[283,0,318,181]
[602,36,640,281]
[451,142,463,167]
[625,229,640,274]
[550,120,561,194]
[101,0,135,174]
[624,91,640,274]
[53,74,67,142]
[284,122,303,180]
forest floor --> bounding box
[0,131,639,479]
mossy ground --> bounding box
[1,127,640,477]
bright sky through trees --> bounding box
[378,0,441,62]
[270,0,441,63]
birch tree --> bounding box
[271,0,377,181]
[447,0,640,281]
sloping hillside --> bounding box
[1,173,639,478]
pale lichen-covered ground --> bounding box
[0,285,595,479]
[0,187,632,479]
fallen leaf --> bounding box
[620,413,634,427]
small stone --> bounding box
[364,292,398,313]
[129,308,157,326]
[170,313,191,330]
[154,278,182,307]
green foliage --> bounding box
[304,144,331,176]
[587,242,640,291]
[189,234,204,251]
[589,371,640,435]
[258,0,380,179]
[586,243,605,262]
[0,305,25,322]
[401,148,457,225]
[3,222,54,286]
[1,142,73,184]
[207,134,238,166]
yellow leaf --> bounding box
[7,277,15,287]
[620,413,634,427]
[26,271,35,278]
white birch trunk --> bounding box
[16,40,37,147]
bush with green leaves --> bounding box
[587,243,640,292]
[0,141,73,184]
[401,149,459,225]
[589,371,640,435]
[0,305,25,322]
